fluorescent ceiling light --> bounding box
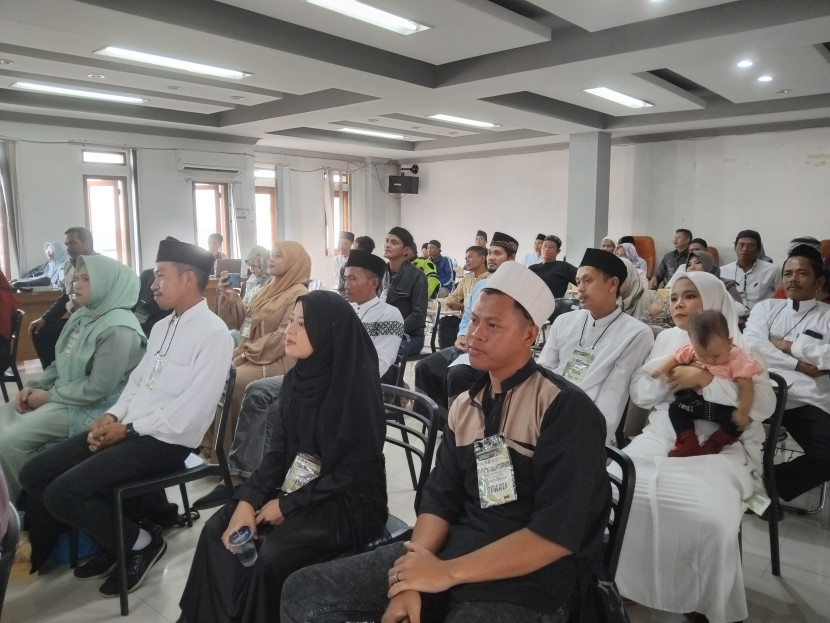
[254,168,276,178]
[737,59,754,68]
[308,0,430,35]
[583,87,653,109]
[427,114,497,128]
[11,81,146,104]
[95,46,251,79]
[757,75,773,82]
[337,127,409,140]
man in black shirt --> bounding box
[281,262,611,623]
[650,228,692,289]
[530,235,578,305]
[383,226,428,356]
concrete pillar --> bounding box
[566,132,611,264]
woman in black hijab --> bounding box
[178,291,388,623]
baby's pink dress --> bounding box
[674,343,763,381]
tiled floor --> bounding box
[4,365,829,622]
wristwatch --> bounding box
[125,423,140,439]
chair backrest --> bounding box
[763,372,788,503]
[632,236,656,280]
[8,309,23,362]
[426,300,441,354]
[707,246,720,265]
[210,364,237,483]
[605,445,635,577]
[381,384,440,508]
[821,239,830,262]
[0,503,21,618]
[387,335,409,387]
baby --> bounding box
[651,309,763,457]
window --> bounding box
[83,149,126,165]
[84,176,131,265]
[193,182,230,254]
[255,186,277,248]
[330,171,349,248]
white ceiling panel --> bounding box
[219,0,551,64]
[527,0,740,33]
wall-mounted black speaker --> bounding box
[388,175,419,194]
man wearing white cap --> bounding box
[539,248,654,443]
[281,261,612,623]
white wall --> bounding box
[2,120,399,283]
[403,127,830,266]
[401,150,571,263]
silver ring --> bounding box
[393,571,400,583]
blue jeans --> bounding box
[280,543,568,623]
[227,375,284,478]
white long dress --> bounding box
[615,326,775,623]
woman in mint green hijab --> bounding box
[0,255,146,502]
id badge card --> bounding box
[240,308,253,338]
[281,453,321,493]
[60,326,82,357]
[475,434,517,508]
[562,347,595,383]
[144,354,165,391]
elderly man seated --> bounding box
[21,238,232,597]
[281,260,612,623]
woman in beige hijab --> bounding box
[209,241,311,455]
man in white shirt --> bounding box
[345,249,405,381]
[720,230,779,310]
[539,248,654,443]
[743,244,830,502]
[521,233,545,267]
[21,237,233,598]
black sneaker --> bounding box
[74,551,117,580]
[98,533,167,597]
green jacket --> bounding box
[411,258,439,298]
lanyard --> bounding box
[767,301,815,339]
[578,309,624,349]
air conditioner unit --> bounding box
[175,150,247,174]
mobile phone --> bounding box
[227,273,241,288]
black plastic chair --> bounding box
[763,372,788,576]
[1,309,25,403]
[105,364,236,615]
[0,503,21,619]
[368,384,440,550]
[605,445,635,577]
[384,335,409,388]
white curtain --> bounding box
[0,141,22,278]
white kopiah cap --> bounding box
[482,261,555,328]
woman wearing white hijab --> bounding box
[615,271,775,623]
[618,257,662,319]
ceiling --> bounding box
[1,0,830,163]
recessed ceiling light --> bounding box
[427,114,498,128]
[229,95,244,100]
[737,59,754,68]
[583,87,653,108]
[167,85,182,91]
[368,118,379,122]
[11,81,146,104]
[775,89,792,94]
[0,59,13,65]
[307,0,430,35]
[337,127,409,140]
[757,75,773,82]
[88,74,106,79]
[95,46,251,79]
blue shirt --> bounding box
[459,278,489,336]
[434,255,454,289]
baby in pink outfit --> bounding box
[651,309,763,457]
